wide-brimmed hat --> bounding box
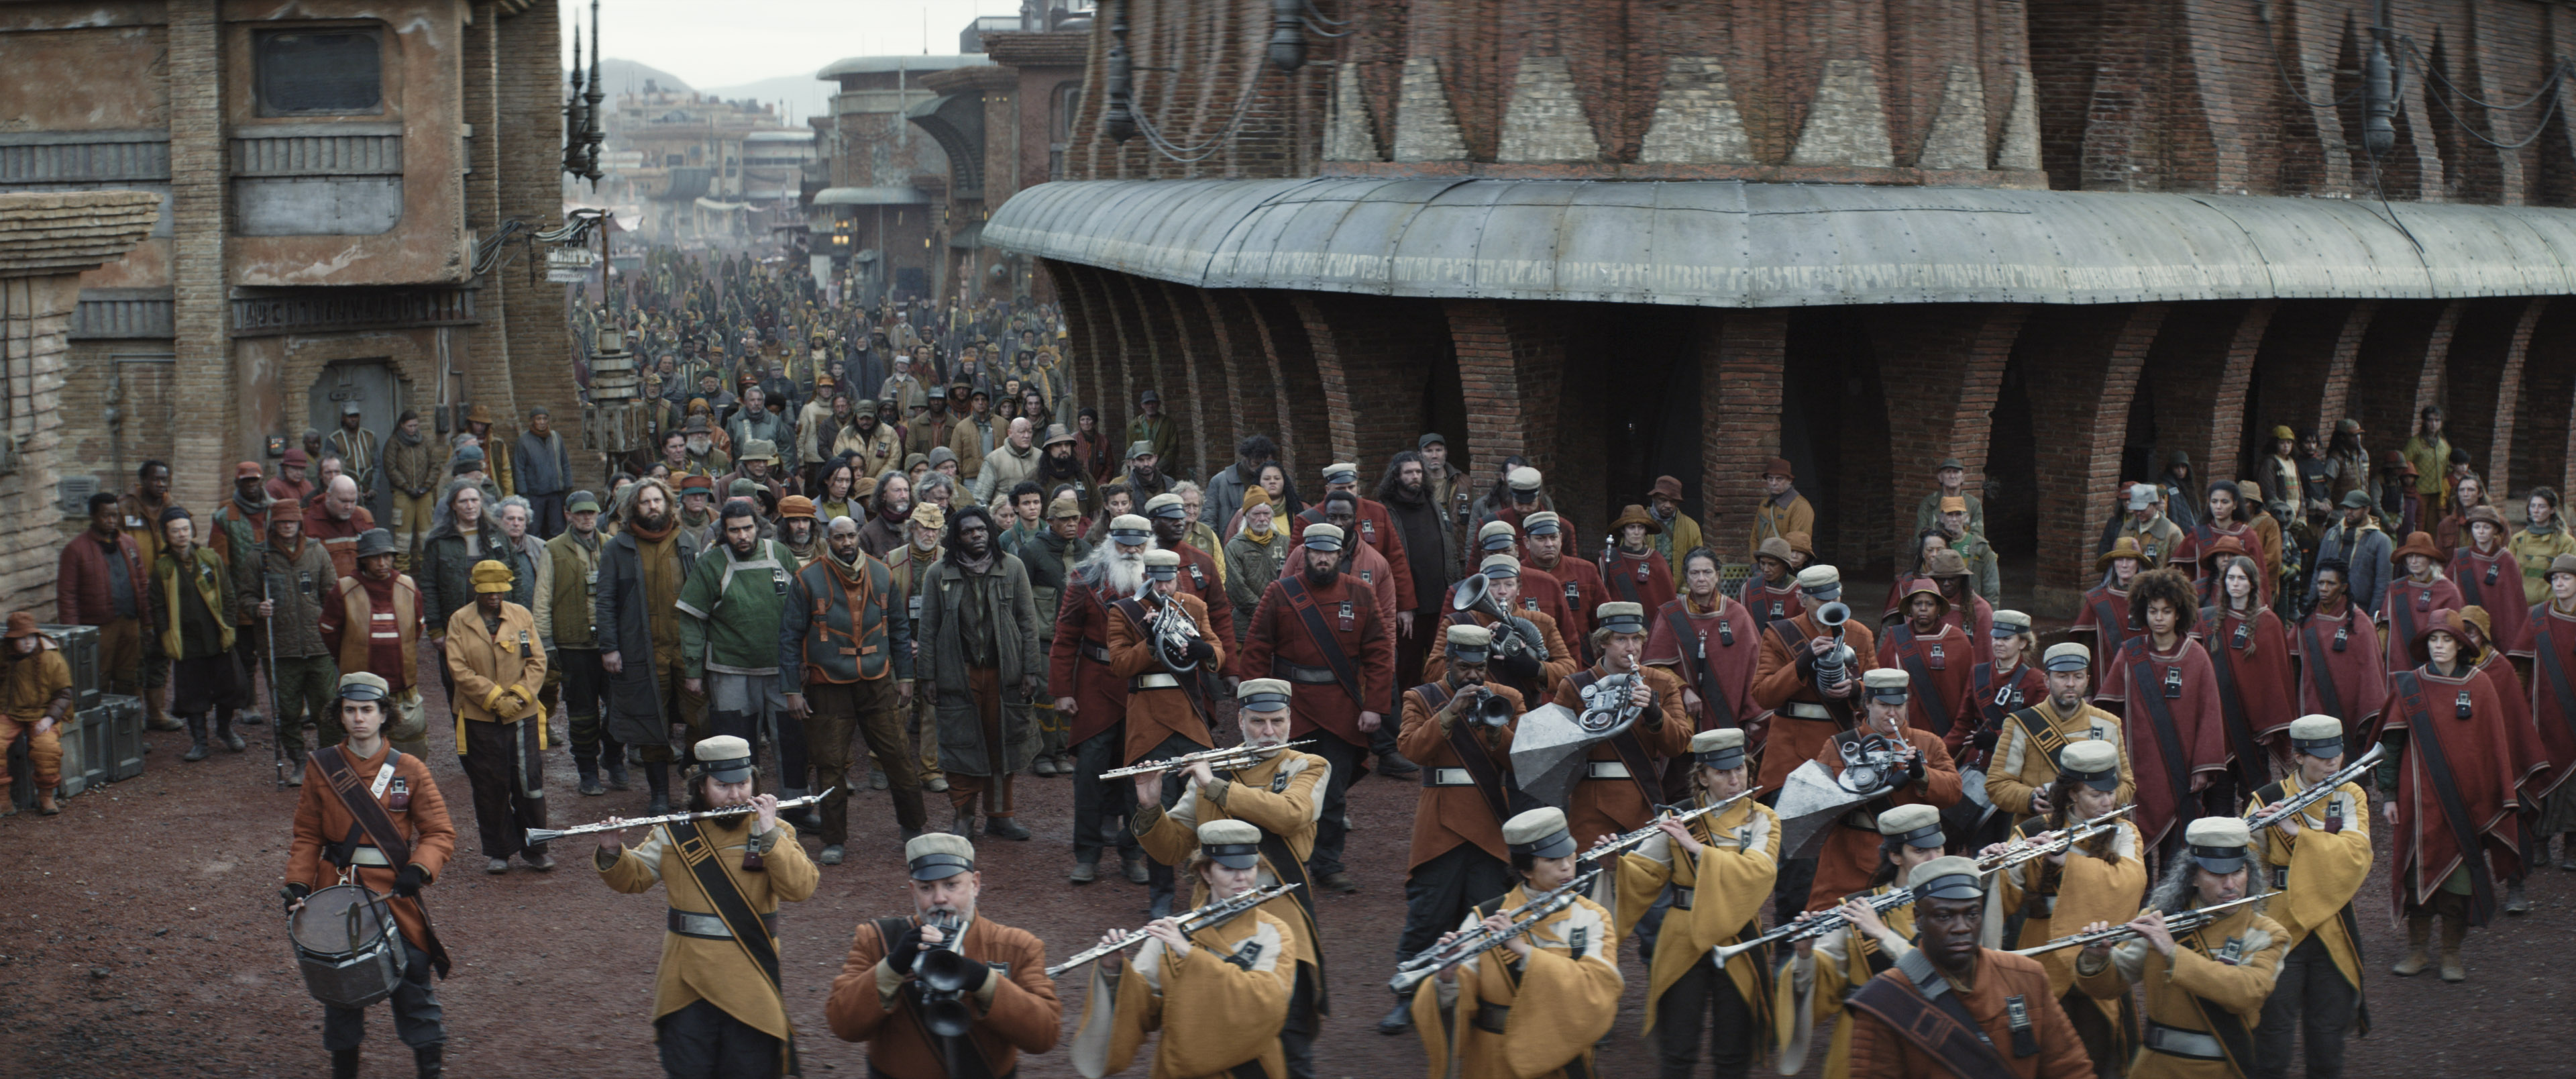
[3,611,39,639]
[2096,537,2147,570]
[1648,475,1684,501]
[2391,531,2444,564]
[1896,577,1950,619]
[1608,504,1661,535]
[2408,608,2485,666]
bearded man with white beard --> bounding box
[1053,514,1154,885]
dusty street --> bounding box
[2,658,2569,1078]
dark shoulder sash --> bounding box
[2532,620,2576,747]
[312,747,451,977]
[666,819,788,1005]
[2177,927,2259,1074]
[2388,672,2500,923]
[1277,575,1365,709]
[2008,707,2068,769]
[2128,653,2196,817]
[2300,619,2346,721]
[2202,621,2267,791]
[1667,607,1737,729]
[1843,952,2022,1079]
[1895,631,1957,737]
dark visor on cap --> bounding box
[1511,829,1578,861]
[908,853,975,881]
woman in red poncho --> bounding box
[2382,531,2465,677]
[2379,610,2546,983]
[2092,568,2230,858]
[2451,505,2528,658]
[2290,557,2390,742]
[2199,554,2297,799]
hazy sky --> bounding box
[559,0,1014,89]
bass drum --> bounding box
[290,884,404,1009]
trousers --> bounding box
[710,672,806,794]
[390,490,435,572]
[870,678,945,780]
[271,654,340,750]
[523,491,566,540]
[557,648,616,764]
[1305,733,1367,877]
[1654,953,1756,1079]
[2254,933,2359,1079]
[323,940,444,1051]
[1074,727,1143,862]
[631,659,709,764]
[459,717,547,859]
[806,678,925,839]
[0,714,63,792]
[655,998,782,1078]
[1129,731,1200,909]
[1396,843,1512,962]
[1282,965,1319,1079]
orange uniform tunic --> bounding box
[286,743,456,954]
[1107,591,1222,763]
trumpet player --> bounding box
[1619,729,1779,1079]
[1058,515,1148,887]
[1978,739,2146,1073]
[1129,679,1330,1076]
[1383,624,1524,1036]
[1752,566,1882,797]
[1805,670,1964,911]
[2246,716,2371,1079]
[2072,817,2288,1078]
[1113,548,1226,918]
[1407,808,1623,1079]
[1843,857,2096,1079]
[825,833,1063,1078]
[1071,819,1297,1078]
[1426,552,1577,701]
[594,735,818,1078]
[1550,601,1690,850]
[1776,802,1943,1079]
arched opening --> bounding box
[1783,311,1891,574]
[2512,303,2576,498]
[2121,366,2160,491]
[1984,359,2041,566]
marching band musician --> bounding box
[825,833,1063,1078]
[1114,547,1226,917]
[1984,644,2135,834]
[1129,679,1331,1076]
[1979,739,2147,1074]
[1424,552,1578,703]
[1071,819,1299,1079]
[1776,803,1943,1079]
[2247,716,2373,1079]
[594,735,818,1078]
[1234,521,1396,895]
[1408,807,1624,1079]
[284,672,456,1079]
[1549,601,1691,850]
[1619,729,1780,1079]
[1383,624,1523,1037]
[1805,669,1965,911]
[2072,817,2288,1078]
[1753,565,1882,918]
[1843,857,2096,1079]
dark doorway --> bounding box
[2121,366,2159,488]
[1985,362,2040,561]
[307,359,403,519]
[1784,313,1889,572]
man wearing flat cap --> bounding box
[825,833,1062,1077]
[1289,463,1414,614]
[1144,491,1236,646]
[1912,458,1986,547]
[1521,510,1607,663]
[535,493,619,794]
[1122,440,1171,501]
[599,735,818,1078]
[1979,737,2145,1073]
[1843,856,2095,1079]
[1803,668,1964,912]
[445,558,551,874]
[2245,715,2372,1079]
[1425,551,1577,705]
[1126,389,1179,478]
[2073,817,2290,1079]
[320,528,431,757]
[1754,566,1884,794]
[1130,678,1332,1072]
[1470,462,1552,538]
[1405,806,1623,1079]
[1983,641,2134,834]
[1551,601,1692,851]
[1237,521,1397,893]
[252,495,343,781]
[1778,800,1940,1079]
[1054,513,1148,882]
[1109,547,1225,913]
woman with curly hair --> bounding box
[2092,567,2229,861]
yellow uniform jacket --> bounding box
[1073,907,1297,1079]
[1134,747,1330,986]
[598,816,819,1047]
[1774,883,1920,1079]
[1614,797,1782,1037]
[2245,778,2371,1014]
[2075,901,2288,1079]
[1408,887,1622,1079]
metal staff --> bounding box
[1099,739,1315,780]
[1046,882,1301,977]
[266,573,288,790]
[2009,894,2263,957]
[524,786,839,845]
[1389,868,1601,994]
[1578,786,1764,864]
[2245,743,2384,833]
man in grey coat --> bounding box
[513,407,572,538]
[914,503,1042,839]
[2311,489,2391,617]
[592,477,707,814]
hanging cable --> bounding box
[1299,0,1350,28]
[2396,36,2567,113]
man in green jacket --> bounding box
[677,498,812,813]
[151,508,243,762]
[537,491,621,796]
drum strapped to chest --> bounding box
[290,884,405,1009]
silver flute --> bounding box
[1099,740,1315,780]
[1045,882,1302,976]
[524,787,838,846]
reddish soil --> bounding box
[2,655,2570,1078]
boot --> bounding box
[144,686,181,731]
[414,1042,443,1079]
[951,805,976,836]
[215,712,246,752]
[2506,880,2532,915]
[36,791,60,816]
[182,715,211,763]
[604,754,632,791]
[2392,913,2433,976]
[331,1048,361,1079]
[1376,999,1415,1035]
[576,756,605,797]
[2438,915,2468,982]
[644,762,673,815]
[284,743,308,786]
[985,814,1032,841]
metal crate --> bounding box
[38,623,102,711]
[5,733,28,811]
[99,694,144,781]
[56,707,109,797]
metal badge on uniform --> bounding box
[1225,939,1263,970]
[388,778,411,812]
[1718,621,1735,648]
[1189,564,1206,587]
[1338,601,1354,631]
[2004,994,2038,1057]
[1768,601,1784,617]
[1992,684,2017,708]
[1360,569,1373,584]
[1361,519,1376,542]
[1566,926,1588,955]
[2144,542,2159,560]
[125,515,145,529]
[773,568,790,595]
[908,595,924,619]
[1521,597,1540,613]
[586,568,599,586]
[2455,691,2474,719]
[2216,936,2246,965]
[1635,560,1650,582]
[1927,644,1947,671]
[2162,666,2183,699]
[2332,624,2349,652]
[2231,623,2249,650]
[2418,590,2434,611]
[1564,582,1580,609]
[2487,564,2501,585]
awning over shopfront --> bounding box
[986,177,2576,307]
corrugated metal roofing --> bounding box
[983,178,2576,306]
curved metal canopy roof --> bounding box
[814,187,932,207]
[983,178,2576,307]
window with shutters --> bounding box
[253,29,384,116]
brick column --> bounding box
[1244,291,1328,476]
[2017,303,2168,616]
[496,4,574,470]
[1698,309,1786,564]
[2443,297,2548,491]
[168,0,232,512]
[1868,305,2027,533]
[1295,293,1442,474]
[1155,278,1234,475]
[1444,299,1564,480]
[2343,300,2456,446]
[1202,289,1281,446]
[2130,300,2273,491]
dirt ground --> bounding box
[3,656,2572,1078]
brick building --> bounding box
[2,0,574,533]
[904,10,1091,304]
[992,0,2576,615]
[811,54,981,305]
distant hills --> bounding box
[577,59,835,125]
